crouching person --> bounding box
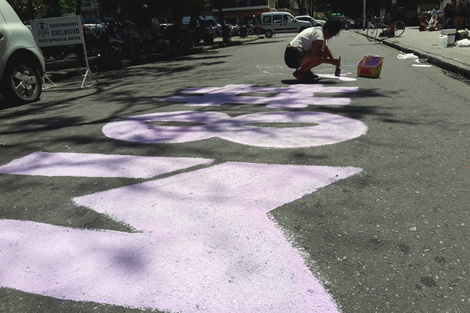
[284,19,342,81]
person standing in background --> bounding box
[456,0,468,29]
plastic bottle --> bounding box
[335,56,341,77]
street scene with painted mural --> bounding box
[1,0,470,313]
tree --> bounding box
[7,0,47,21]
[59,0,76,15]
[75,0,80,15]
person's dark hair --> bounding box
[323,19,342,36]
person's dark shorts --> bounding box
[284,45,304,69]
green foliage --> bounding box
[7,0,47,22]
[7,0,77,21]
[315,12,327,20]
[59,0,76,15]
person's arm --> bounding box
[311,40,340,66]
[322,45,334,60]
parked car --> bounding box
[295,15,326,27]
[82,17,106,34]
[0,0,45,105]
[261,12,312,38]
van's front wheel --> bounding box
[264,29,273,38]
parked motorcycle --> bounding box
[190,20,215,45]
[75,22,123,63]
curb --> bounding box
[381,40,470,79]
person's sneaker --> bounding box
[305,71,319,79]
[293,70,307,80]
[293,70,318,80]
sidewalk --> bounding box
[355,26,470,79]
[44,35,261,83]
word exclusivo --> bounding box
[51,28,80,36]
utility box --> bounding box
[357,55,384,78]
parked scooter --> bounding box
[190,19,215,45]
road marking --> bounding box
[1,162,361,312]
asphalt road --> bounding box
[1,30,470,313]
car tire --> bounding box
[265,29,273,38]
[1,60,42,105]
[299,27,308,33]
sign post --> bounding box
[30,15,98,88]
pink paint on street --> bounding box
[103,111,367,148]
[0,162,361,313]
[0,152,213,178]
[161,84,359,108]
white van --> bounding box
[261,12,312,38]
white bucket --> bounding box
[441,29,456,46]
[438,34,448,48]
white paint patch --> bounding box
[317,72,358,82]
[103,111,367,148]
[0,152,213,178]
[0,162,361,313]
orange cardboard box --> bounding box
[357,55,384,78]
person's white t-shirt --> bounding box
[289,27,325,51]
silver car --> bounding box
[295,15,326,27]
[0,0,45,105]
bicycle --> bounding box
[366,17,405,41]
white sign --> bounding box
[31,15,83,47]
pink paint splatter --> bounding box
[161,84,359,108]
[103,111,367,148]
[0,152,212,178]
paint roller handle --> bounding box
[334,57,341,77]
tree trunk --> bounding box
[28,0,35,20]
[76,0,81,16]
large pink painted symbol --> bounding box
[103,111,367,148]
[0,161,361,313]
[0,84,366,312]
